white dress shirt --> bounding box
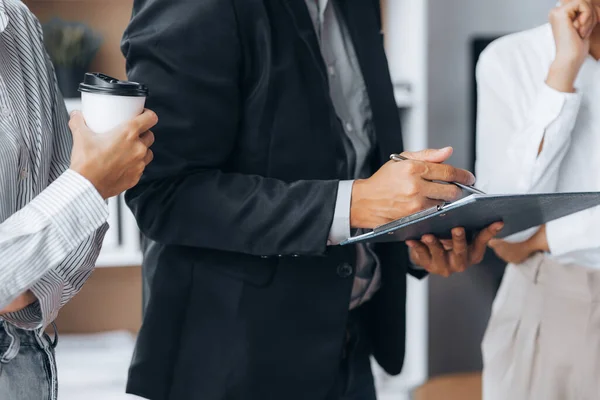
[476,23,600,268]
[0,0,108,328]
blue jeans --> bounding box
[0,322,57,400]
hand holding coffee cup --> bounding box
[69,109,157,199]
[79,73,149,134]
[69,73,157,198]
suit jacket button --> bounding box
[337,263,353,278]
[261,256,270,259]
[292,254,300,258]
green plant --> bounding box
[42,18,102,68]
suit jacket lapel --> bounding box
[337,0,404,162]
[281,0,403,163]
[281,0,328,83]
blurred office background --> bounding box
[20,0,554,399]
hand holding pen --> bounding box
[350,147,476,230]
[349,146,502,277]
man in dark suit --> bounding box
[121,1,503,399]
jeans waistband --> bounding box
[0,321,57,363]
[0,324,39,347]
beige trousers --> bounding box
[482,254,600,400]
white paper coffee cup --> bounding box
[79,73,149,134]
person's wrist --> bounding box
[70,163,107,200]
[533,225,550,253]
[521,238,538,259]
[525,225,549,254]
[0,291,37,314]
[350,179,366,228]
[350,179,381,229]
[546,58,581,93]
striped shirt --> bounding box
[0,0,108,332]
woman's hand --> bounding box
[0,291,37,315]
[488,225,550,265]
[547,0,600,92]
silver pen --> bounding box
[389,154,486,195]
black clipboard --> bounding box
[341,192,600,245]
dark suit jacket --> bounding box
[122,1,425,399]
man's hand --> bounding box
[488,225,549,265]
[69,109,158,199]
[406,223,504,277]
[350,147,475,229]
[0,291,37,315]
[547,0,600,92]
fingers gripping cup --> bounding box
[79,73,149,134]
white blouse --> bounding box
[476,23,600,268]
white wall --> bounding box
[426,0,555,377]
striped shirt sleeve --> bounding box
[0,170,108,324]
[2,53,108,329]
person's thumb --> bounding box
[401,147,453,163]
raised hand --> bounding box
[547,0,600,92]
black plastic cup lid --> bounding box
[78,73,148,97]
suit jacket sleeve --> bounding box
[122,0,339,257]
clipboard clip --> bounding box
[373,203,446,234]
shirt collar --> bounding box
[318,0,328,22]
[0,0,8,34]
